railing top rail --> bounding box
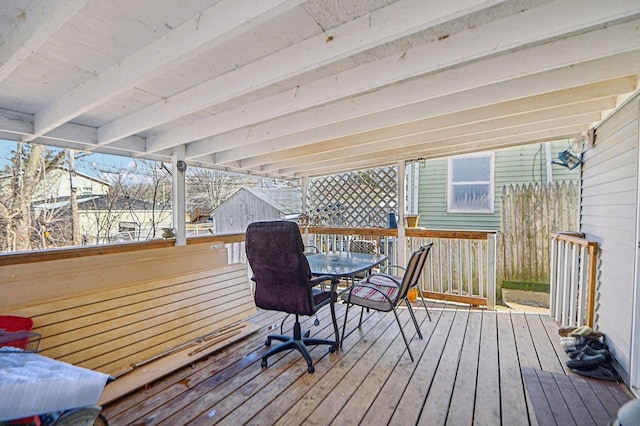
[551,233,598,250]
[0,226,497,267]
[303,226,496,240]
[0,234,245,267]
[300,226,397,237]
[406,228,496,240]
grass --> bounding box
[501,281,550,293]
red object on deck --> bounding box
[0,315,34,349]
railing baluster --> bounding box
[549,236,558,318]
[577,245,588,326]
[569,244,579,326]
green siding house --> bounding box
[411,141,580,231]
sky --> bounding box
[0,138,154,181]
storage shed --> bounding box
[211,187,301,234]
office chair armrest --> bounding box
[309,275,340,288]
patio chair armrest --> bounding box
[381,265,406,274]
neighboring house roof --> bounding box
[33,195,156,211]
[242,187,302,215]
[79,195,156,211]
[55,166,112,187]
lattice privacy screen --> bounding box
[307,166,398,227]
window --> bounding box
[447,153,494,213]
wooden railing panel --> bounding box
[549,233,598,327]
[302,227,497,308]
[0,242,258,384]
[0,243,229,310]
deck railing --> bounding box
[0,227,497,309]
[301,227,497,309]
[549,233,598,327]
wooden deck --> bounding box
[101,301,631,425]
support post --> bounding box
[487,233,497,310]
[172,146,187,246]
[397,161,406,265]
[301,176,309,241]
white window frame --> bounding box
[447,152,495,214]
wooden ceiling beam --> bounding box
[0,0,86,83]
[207,46,640,167]
[276,114,598,176]
[133,0,511,153]
[191,20,640,164]
[257,100,612,171]
[287,125,587,178]
[24,0,302,143]
[184,8,640,159]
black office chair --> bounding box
[245,221,340,373]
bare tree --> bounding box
[187,167,250,210]
[0,143,66,251]
[0,145,268,251]
[81,160,172,243]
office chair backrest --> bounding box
[246,221,315,316]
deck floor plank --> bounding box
[526,314,565,374]
[331,306,436,425]
[243,307,397,426]
[222,308,397,425]
[98,302,631,426]
[121,310,288,425]
[388,305,457,425]
[512,313,542,370]
[306,311,418,426]
[473,311,501,426]
[548,371,597,426]
[418,308,470,426]
[497,312,530,425]
[512,313,545,426]
[160,310,342,425]
[541,314,573,374]
[521,368,559,426]
[445,309,482,426]
[358,302,447,426]
[273,310,407,425]
[105,310,281,424]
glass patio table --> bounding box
[306,251,387,280]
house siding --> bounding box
[416,141,579,230]
[581,94,640,377]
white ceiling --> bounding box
[1,0,639,178]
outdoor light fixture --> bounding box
[552,149,582,170]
